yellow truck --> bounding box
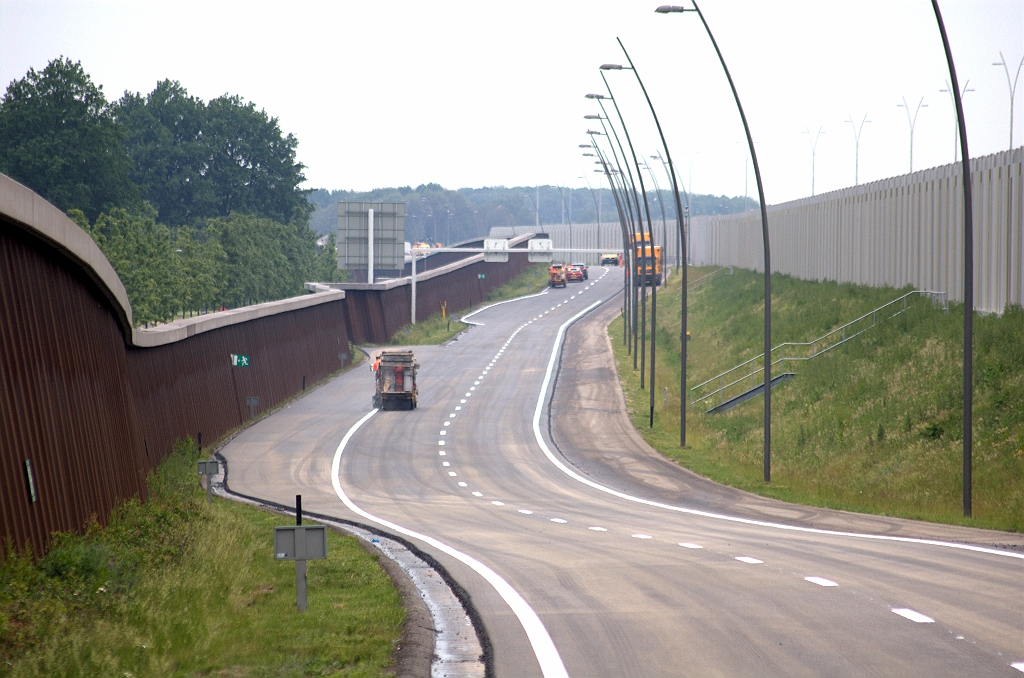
[633,233,662,286]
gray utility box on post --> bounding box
[338,201,405,281]
[274,525,327,561]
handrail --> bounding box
[687,266,733,291]
[689,290,947,411]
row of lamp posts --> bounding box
[575,1,974,515]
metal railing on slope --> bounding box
[687,266,733,291]
[688,290,948,412]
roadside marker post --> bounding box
[197,459,219,503]
[274,495,327,612]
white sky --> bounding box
[1,0,1021,205]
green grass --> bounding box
[610,266,1024,531]
[0,439,404,677]
[388,263,550,346]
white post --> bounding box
[367,208,374,284]
[411,252,417,325]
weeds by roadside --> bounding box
[0,438,403,677]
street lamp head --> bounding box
[655,5,690,13]
[582,153,595,156]
[578,144,593,148]
[600,64,624,70]
[585,93,606,100]
[583,114,602,120]
[586,129,604,135]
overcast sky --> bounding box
[1,0,1021,205]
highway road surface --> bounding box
[221,267,1024,677]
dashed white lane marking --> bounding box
[1010,661,1024,672]
[458,482,468,487]
[439,451,446,456]
[442,462,450,467]
[679,543,703,549]
[331,410,569,678]
[472,491,483,497]
[465,392,471,397]
[470,387,475,391]
[474,381,480,385]
[631,534,653,540]
[438,441,445,446]
[589,527,607,531]
[518,509,534,515]
[528,296,1024,562]
[805,576,838,587]
[448,471,458,477]
[735,557,763,564]
[440,430,447,435]
[444,421,451,426]
[550,518,568,524]
[456,405,463,409]
[492,501,505,506]
[892,608,934,623]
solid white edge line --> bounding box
[530,287,1024,561]
[462,288,551,325]
[332,410,569,678]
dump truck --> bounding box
[632,233,663,286]
[548,263,567,287]
[372,350,418,410]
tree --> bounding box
[0,58,137,220]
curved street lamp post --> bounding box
[657,3,773,478]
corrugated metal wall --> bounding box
[1,225,147,557]
[690,148,1023,313]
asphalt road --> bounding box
[222,267,1024,677]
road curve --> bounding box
[221,267,1024,677]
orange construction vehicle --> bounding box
[372,350,418,410]
[548,263,567,288]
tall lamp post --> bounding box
[598,71,657,405]
[657,3,773,477]
[931,0,974,516]
[939,80,973,162]
[897,96,928,173]
[653,151,689,271]
[845,114,870,186]
[992,51,1023,150]
[802,126,825,196]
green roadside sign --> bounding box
[231,353,251,367]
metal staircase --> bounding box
[689,290,948,413]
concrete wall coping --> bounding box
[331,232,536,291]
[132,289,345,347]
[0,171,350,348]
[0,173,135,336]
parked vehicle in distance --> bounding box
[548,263,567,287]
[571,262,588,279]
[372,350,418,410]
[600,254,618,266]
[566,265,584,282]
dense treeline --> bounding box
[0,58,333,326]
[309,183,757,245]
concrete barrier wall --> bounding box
[689,148,1023,313]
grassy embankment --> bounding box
[609,265,1024,531]
[388,263,549,345]
[0,439,403,677]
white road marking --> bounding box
[892,608,934,623]
[438,441,445,446]
[474,381,480,385]
[459,401,466,405]
[444,421,451,426]
[470,387,476,391]
[331,410,568,678]
[805,577,838,587]
[442,462,450,467]
[735,557,763,564]
[461,287,551,325]
[589,527,608,531]
[440,430,447,435]
[528,299,1024,562]
[550,518,568,524]
[458,482,468,487]
[439,451,446,456]
[492,501,505,506]
[1010,662,1024,672]
[519,509,534,515]
[472,491,483,497]
[449,413,456,417]
[679,543,703,549]
[448,471,458,477]
[465,392,471,396]
[632,534,653,539]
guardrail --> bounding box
[689,290,948,412]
